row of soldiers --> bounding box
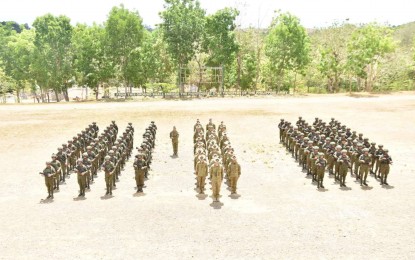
[278,117,393,189]
[96,123,134,196]
[193,119,241,202]
[133,122,158,193]
[39,121,135,199]
[39,122,101,199]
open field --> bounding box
[0,93,415,259]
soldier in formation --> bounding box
[39,121,136,199]
[133,122,157,193]
[193,119,241,202]
[279,117,392,189]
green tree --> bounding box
[32,14,73,101]
[203,8,239,67]
[105,4,145,94]
[159,0,206,89]
[126,29,174,92]
[264,12,310,92]
[72,23,113,99]
[4,29,35,102]
[347,23,396,91]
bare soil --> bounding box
[1,93,415,259]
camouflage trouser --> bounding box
[135,170,145,189]
[354,161,360,176]
[54,171,61,189]
[316,167,325,187]
[379,164,390,183]
[77,173,87,194]
[230,176,238,193]
[298,148,304,164]
[334,161,340,178]
[359,164,370,184]
[375,159,381,174]
[105,173,113,193]
[328,156,334,173]
[45,176,54,196]
[197,176,206,191]
[61,164,67,182]
[339,166,348,185]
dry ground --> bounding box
[0,93,415,259]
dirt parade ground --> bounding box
[0,93,415,259]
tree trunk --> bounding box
[54,89,60,102]
[16,88,21,103]
[96,84,99,100]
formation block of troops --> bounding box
[278,117,393,190]
[193,119,241,202]
[39,121,135,199]
[39,122,100,199]
[133,121,157,193]
[100,122,134,196]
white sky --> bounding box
[1,0,414,28]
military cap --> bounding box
[352,131,356,133]
[318,152,324,156]
[112,120,115,123]
[46,161,51,165]
[359,133,363,136]
[313,146,319,150]
[300,133,305,136]
[364,138,369,141]
[58,147,63,150]
[62,143,67,146]
[108,150,114,154]
[51,153,57,157]
[92,122,96,124]
[357,143,363,146]
[77,159,83,163]
[326,137,331,141]
[304,137,309,140]
[341,149,347,153]
[151,121,155,123]
[330,142,335,145]
[353,140,358,144]
[371,142,376,145]
[280,119,284,121]
[68,140,73,143]
[105,156,110,160]
[363,148,369,152]
[336,145,342,149]
[384,149,389,152]
[128,122,132,125]
[378,144,384,147]
[87,146,92,150]
[82,152,88,157]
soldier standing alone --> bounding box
[170,126,179,156]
